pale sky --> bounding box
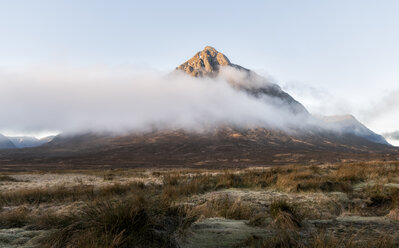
[0,0,398,143]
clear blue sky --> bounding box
[1,0,398,141]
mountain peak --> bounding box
[202,45,218,55]
[176,46,231,77]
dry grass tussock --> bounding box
[188,194,253,220]
[40,194,196,248]
[269,199,302,229]
[0,161,398,247]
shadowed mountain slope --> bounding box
[0,127,397,171]
[321,115,390,145]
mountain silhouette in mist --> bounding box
[321,115,389,145]
[0,46,396,171]
[8,136,55,148]
[0,134,16,149]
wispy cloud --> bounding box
[360,90,399,122]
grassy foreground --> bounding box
[1,161,399,247]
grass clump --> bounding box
[190,194,253,220]
[0,206,30,228]
[270,199,302,228]
[248,213,270,227]
[351,184,399,216]
[42,195,196,248]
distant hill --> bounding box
[320,115,390,145]
[8,136,55,148]
[0,127,397,171]
[0,134,16,149]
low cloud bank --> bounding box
[360,89,399,126]
[0,65,312,136]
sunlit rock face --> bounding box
[176,46,231,77]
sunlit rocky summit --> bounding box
[0,46,396,170]
[177,46,232,77]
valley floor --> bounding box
[1,161,399,247]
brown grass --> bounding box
[1,161,399,247]
[0,182,146,206]
[0,206,73,229]
[40,194,196,248]
[189,194,253,220]
[269,199,302,229]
